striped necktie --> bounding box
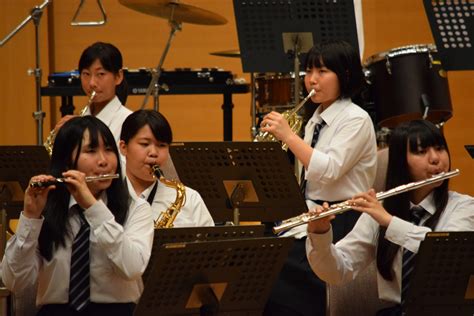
[401,205,427,306]
[69,207,91,311]
[300,120,326,192]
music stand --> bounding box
[168,142,307,223]
[135,236,294,316]
[142,225,266,283]
[465,145,474,158]
[0,146,50,194]
[404,231,474,315]
[423,0,474,70]
[232,0,359,73]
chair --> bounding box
[325,148,391,316]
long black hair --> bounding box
[78,41,128,104]
[38,116,130,261]
[120,110,173,145]
[376,120,450,280]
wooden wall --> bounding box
[1,0,473,195]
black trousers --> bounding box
[264,210,361,316]
[36,302,135,316]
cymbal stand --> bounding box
[0,0,51,145]
[141,4,181,111]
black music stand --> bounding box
[142,225,266,283]
[0,146,50,197]
[465,145,474,158]
[168,142,307,223]
[135,236,294,316]
[404,232,474,315]
[423,0,474,70]
[233,0,359,73]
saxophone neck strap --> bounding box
[147,181,159,205]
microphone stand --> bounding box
[141,3,181,111]
[0,0,51,145]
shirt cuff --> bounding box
[83,200,114,228]
[16,212,44,246]
[307,227,333,248]
[385,216,411,246]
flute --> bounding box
[29,173,120,188]
[273,169,460,235]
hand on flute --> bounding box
[307,202,335,234]
[348,189,393,227]
[25,175,57,219]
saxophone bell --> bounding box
[151,165,186,229]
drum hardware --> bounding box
[119,0,228,111]
[70,0,107,26]
[0,0,52,145]
[273,169,460,234]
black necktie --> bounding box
[300,120,326,192]
[401,205,427,306]
[69,207,91,311]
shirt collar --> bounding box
[84,96,121,125]
[125,176,156,201]
[410,191,436,216]
[68,191,107,210]
[310,97,352,127]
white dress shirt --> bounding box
[1,194,154,306]
[306,191,474,304]
[126,177,215,227]
[84,96,132,145]
[287,98,377,238]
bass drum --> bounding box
[364,44,452,128]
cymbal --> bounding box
[119,0,228,25]
[210,49,241,58]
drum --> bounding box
[255,73,304,111]
[364,44,452,128]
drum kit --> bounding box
[212,43,453,140]
[84,1,456,138]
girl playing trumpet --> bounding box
[2,116,153,315]
[306,120,474,315]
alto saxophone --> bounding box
[253,89,315,151]
[151,165,186,228]
[44,91,96,156]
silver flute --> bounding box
[273,169,460,234]
[30,173,119,188]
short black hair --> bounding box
[120,110,173,145]
[78,41,128,104]
[304,39,363,98]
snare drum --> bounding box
[255,72,304,112]
[364,44,452,128]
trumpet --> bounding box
[253,89,316,151]
[273,169,460,234]
[29,173,119,188]
[44,91,96,156]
